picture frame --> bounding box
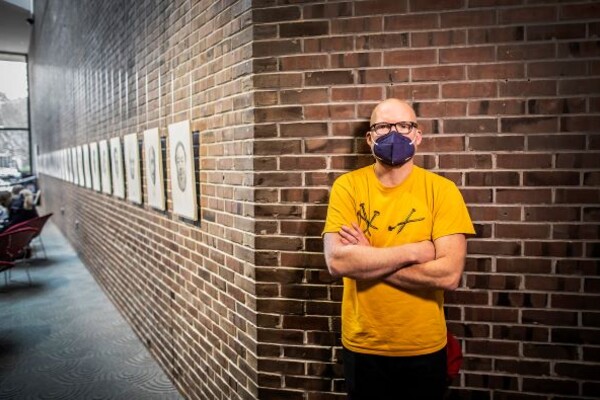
[90,142,102,192]
[82,144,92,189]
[124,133,142,204]
[168,120,197,220]
[71,147,79,186]
[76,145,85,187]
[99,139,112,195]
[110,136,125,199]
[143,127,165,211]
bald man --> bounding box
[323,99,475,399]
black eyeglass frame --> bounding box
[369,121,419,136]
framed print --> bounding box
[83,144,92,189]
[143,127,165,210]
[124,133,142,204]
[71,147,79,185]
[76,146,85,187]
[99,139,112,195]
[90,142,102,192]
[168,120,197,220]
[110,136,125,199]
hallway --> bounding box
[0,222,182,399]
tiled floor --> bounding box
[0,222,182,400]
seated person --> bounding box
[6,188,39,228]
[0,191,11,230]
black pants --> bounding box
[343,347,447,400]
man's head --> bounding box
[175,142,186,192]
[366,99,422,167]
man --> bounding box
[322,98,475,399]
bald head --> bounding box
[370,99,417,126]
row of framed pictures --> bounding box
[37,120,198,220]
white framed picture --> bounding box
[83,144,92,189]
[64,149,72,183]
[143,127,165,211]
[168,120,197,220]
[110,136,125,199]
[99,140,112,195]
[124,133,142,204]
[71,147,79,185]
[77,146,85,187]
[90,142,102,192]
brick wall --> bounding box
[31,0,599,399]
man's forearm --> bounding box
[324,232,435,280]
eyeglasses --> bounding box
[369,121,418,137]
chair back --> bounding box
[3,213,52,238]
[0,227,39,261]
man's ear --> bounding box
[366,131,374,146]
[414,130,423,146]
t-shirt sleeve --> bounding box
[432,180,475,240]
[322,174,357,235]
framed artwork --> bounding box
[168,120,197,220]
[124,133,142,204]
[110,136,125,199]
[83,144,92,189]
[64,149,72,183]
[76,146,85,187]
[143,127,165,211]
[99,140,112,195]
[90,142,102,192]
[71,147,79,186]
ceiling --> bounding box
[0,0,33,57]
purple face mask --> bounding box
[372,132,415,167]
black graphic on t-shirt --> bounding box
[388,208,425,234]
[357,203,379,237]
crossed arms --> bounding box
[323,222,467,291]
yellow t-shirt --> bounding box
[323,165,475,357]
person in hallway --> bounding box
[0,190,12,230]
[322,98,475,399]
[6,187,39,228]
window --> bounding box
[0,53,30,183]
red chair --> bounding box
[0,227,39,285]
[3,213,53,259]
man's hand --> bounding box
[338,222,370,246]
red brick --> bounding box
[254,7,300,23]
[440,154,493,169]
[442,82,497,98]
[444,119,497,133]
[466,171,520,186]
[357,68,409,84]
[560,3,600,21]
[440,46,496,63]
[354,0,408,16]
[331,87,383,102]
[500,117,558,133]
[330,52,381,68]
[468,240,522,256]
[331,17,383,34]
[280,55,328,71]
[498,44,555,61]
[500,6,557,24]
[468,63,525,80]
[418,136,465,152]
[388,83,440,100]
[529,135,586,151]
[441,10,496,28]
[413,101,467,117]
[496,223,551,239]
[468,136,525,152]
[524,171,580,187]
[303,3,353,19]
[411,30,467,47]
[280,88,328,104]
[468,26,525,44]
[468,99,526,115]
[304,105,356,120]
[497,188,552,204]
[383,49,437,65]
[524,241,583,257]
[413,65,465,81]
[305,71,354,86]
[528,97,586,115]
[527,23,586,41]
[527,61,587,78]
[557,41,600,58]
[356,33,409,50]
[280,123,328,138]
[497,258,552,274]
[555,189,600,204]
[254,40,302,57]
[384,13,439,31]
[561,116,600,132]
[280,21,329,38]
[558,78,600,95]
